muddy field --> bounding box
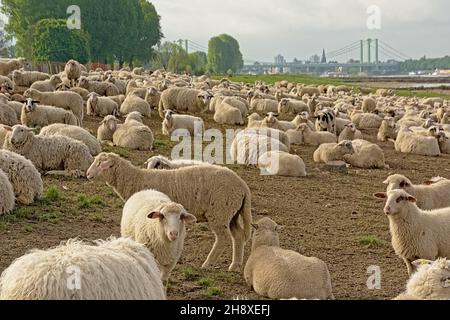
[1,112,449,300]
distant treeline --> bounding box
[399,56,450,72]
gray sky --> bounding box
[151,0,449,63]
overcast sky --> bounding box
[151,0,449,63]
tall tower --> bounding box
[321,49,327,63]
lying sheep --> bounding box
[39,123,102,156]
[395,126,441,156]
[315,109,336,134]
[278,98,310,115]
[86,92,119,117]
[163,110,204,137]
[0,169,15,215]
[313,141,354,163]
[214,101,244,126]
[12,70,49,87]
[144,155,211,169]
[78,76,119,96]
[24,88,84,126]
[244,218,334,300]
[30,75,62,92]
[237,128,291,150]
[394,259,450,300]
[260,112,295,132]
[0,150,43,205]
[374,190,450,275]
[159,87,212,117]
[351,112,383,129]
[247,113,263,128]
[87,153,252,272]
[120,91,152,118]
[0,237,166,300]
[338,123,363,142]
[258,151,307,177]
[0,58,27,76]
[121,190,196,284]
[0,101,20,126]
[383,174,450,210]
[292,112,315,130]
[21,99,78,128]
[113,112,154,151]
[64,60,82,87]
[297,123,336,146]
[377,117,397,142]
[250,96,279,113]
[3,125,93,177]
[97,115,120,144]
[343,139,389,169]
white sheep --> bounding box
[214,101,244,126]
[260,112,296,132]
[313,141,354,163]
[343,139,389,169]
[278,98,310,115]
[121,190,197,284]
[362,97,377,113]
[97,115,120,144]
[158,87,212,117]
[247,113,263,128]
[0,237,166,300]
[144,155,211,169]
[297,123,336,146]
[64,60,82,87]
[12,70,49,87]
[30,75,62,92]
[3,125,93,177]
[374,190,450,275]
[237,128,291,150]
[250,96,279,113]
[120,91,152,118]
[0,100,20,126]
[86,92,119,117]
[0,58,27,76]
[162,110,204,137]
[78,76,119,96]
[0,169,15,215]
[113,112,154,151]
[338,123,363,142]
[258,151,307,177]
[244,218,334,300]
[395,126,441,156]
[377,117,397,142]
[351,112,383,129]
[21,99,78,128]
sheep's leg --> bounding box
[229,215,246,272]
[404,258,414,276]
[201,225,232,269]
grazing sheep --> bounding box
[64,60,82,87]
[78,76,119,96]
[297,123,336,146]
[343,139,389,169]
[395,126,441,157]
[86,92,119,117]
[120,91,152,118]
[0,150,43,205]
[377,117,397,142]
[113,112,154,151]
[214,101,245,126]
[313,141,354,163]
[374,190,450,275]
[394,259,450,300]
[39,123,102,156]
[158,87,212,117]
[162,110,204,137]
[121,190,197,284]
[258,151,307,177]
[3,125,93,177]
[244,218,334,300]
[30,75,62,92]
[21,99,78,128]
[383,174,450,210]
[0,58,27,76]
[338,123,363,142]
[278,98,310,115]
[24,88,84,126]
[86,152,252,271]
[362,97,377,113]
[0,237,166,300]
[97,115,120,144]
[0,169,15,215]
[144,155,211,169]
[12,70,49,87]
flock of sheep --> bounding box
[0,57,449,300]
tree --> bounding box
[207,34,243,74]
[32,19,90,63]
[188,51,207,75]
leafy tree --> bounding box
[399,56,450,72]
[188,51,207,75]
[32,19,90,63]
[207,34,243,74]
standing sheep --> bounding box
[64,60,82,87]
[0,169,15,215]
[86,152,252,272]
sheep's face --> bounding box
[383,174,413,192]
[100,116,119,133]
[345,123,357,132]
[373,190,417,217]
[408,259,450,296]
[51,75,62,85]
[148,203,196,242]
[23,98,39,113]
[78,77,88,88]
[86,153,117,180]
[8,125,33,147]
[337,140,354,155]
[0,82,13,94]
[251,217,282,249]
[265,112,278,125]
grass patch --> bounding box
[78,194,106,209]
[395,89,450,99]
[180,266,200,281]
[38,186,61,205]
[102,145,131,158]
[204,286,223,298]
[212,74,345,86]
[23,224,34,232]
[197,277,213,287]
[154,139,169,147]
[358,235,388,248]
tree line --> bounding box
[399,56,450,72]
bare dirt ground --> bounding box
[1,112,449,300]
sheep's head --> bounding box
[0,81,13,94]
[23,88,38,99]
[374,190,417,217]
[198,91,212,105]
[146,87,158,97]
[408,259,450,297]
[87,92,99,104]
[99,115,120,133]
[164,109,176,120]
[148,202,196,242]
[337,140,354,155]
[23,98,39,113]
[265,112,278,125]
[126,111,144,123]
[383,174,413,192]
[383,116,396,129]
[78,77,89,88]
[86,152,120,180]
[345,123,357,132]
[279,98,289,108]
[251,217,282,251]
[56,82,70,91]
[50,75,62,85]
[7,125,34,147]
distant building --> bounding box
[274,54,286,65]
[321,49,327,63]
[309,54,320,63]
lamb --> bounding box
[113,112,154,151]
[0,169,15,215]
[244,218,334,300]
[258,151,307,177]
[30,75,62,92]
[120,91,152,118]
[383,174,450,210]
[278,98,310,115]
[0,58,27,76]
[297,123,336,146]
[3,125,93,177]
[86,92,119,117]
[87,152,252,272]
[144,155,211,170]
[24,88,84,126]
[0,237,166,300]
[39,123,102,156]
[97,115,120,144]
[373,190,450,275]
[0,150,43,205]
[394,259,450,300]
[377,117,397,142]
[313,140,354,163]
[121,190,196,284]
[343,139,389,169]
[162,110,204,137]
[338,123,363,142]
[64,60,82,87]
[78,76,119,96]
[12,70,49,87]
[362,97,377,113]
[395,126,441,157]
[21,99,78,128]
[158,87,212,117]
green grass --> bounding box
[197,277,213,287]
[180,266,200,281]
[38,186,61,204]
[358,235,388,248]
[204,286,223,298]
[78,194,106,209]
[212,74,345,86]
[395,89,450,99]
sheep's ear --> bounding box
[251,223,259,230]
[407,195,416,203]
[32,100,39,104]
[373,192,387,199]
[3,126,12,132]
[382,179,389,185]
[181,212,197,224]
[412,259,433,267]
[147,211,163,220]
[99,160,112,171]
